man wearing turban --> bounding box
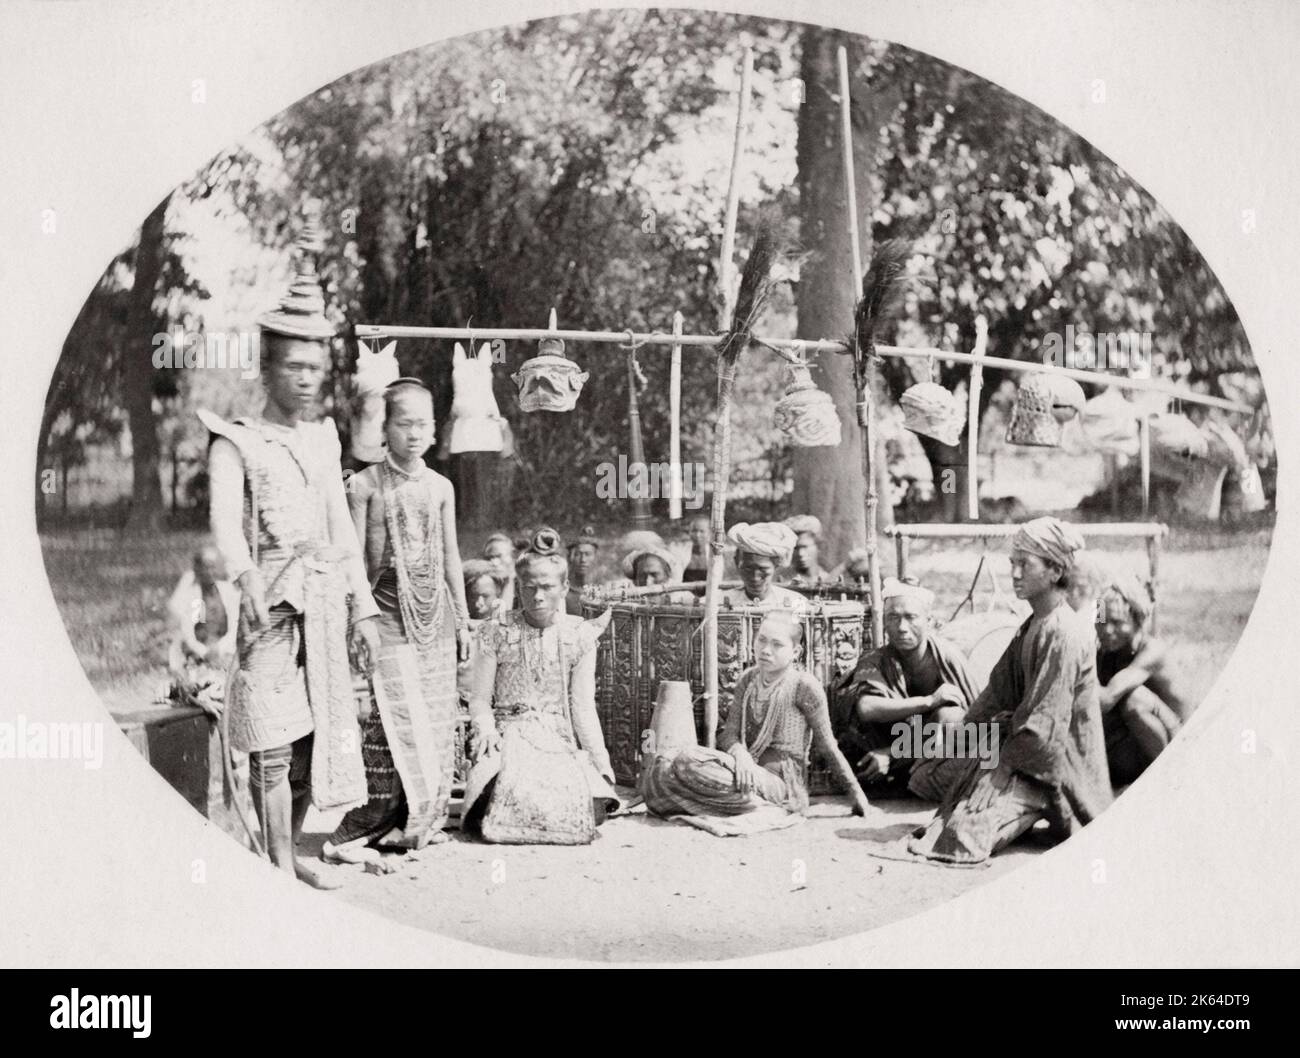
[780,515,835,587]
[907,517,1112,865]
[1096,571,1190,785]
[721,522,808,612]
[833,577,983,800]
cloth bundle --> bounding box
[900,381,965,447]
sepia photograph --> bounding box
[2,0,1296,995]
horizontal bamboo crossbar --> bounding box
[355,323,1254,414]
[884,522,1167,539]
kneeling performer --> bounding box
[644,611,870,827]
[461,528,619,844]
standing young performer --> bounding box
[324,379,471,863]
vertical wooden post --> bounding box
[668,310,684,520]
[702,48,753,748]
[717,46,753,325]
[967,315,988,521]
[837,43,884,648]
[1139,415,1152,518]
[627,350,652,528]
[1146,532,1161,634]
[895,532,909,580]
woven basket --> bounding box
[1007,374,1061,446]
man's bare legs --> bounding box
[1120,685,1181,764]
[249,739,339,890]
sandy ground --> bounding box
[303,792,1044,963]
[42,523,1270,962]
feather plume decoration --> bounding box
[853,239,913,358]
[719,218,782,362]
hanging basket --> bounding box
[773,362,842,447]
[900,380,965,447]
[1006,373,1085,446]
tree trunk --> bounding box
[122,195,170,534]
[791,28,892,563]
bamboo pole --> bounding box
[354,322,1252,414]
[718,46,753,321]
[967,315,988,521]
[837,44,884,649]
[701,49,754,749]
[668,310,684,520]
[626,348,652,527]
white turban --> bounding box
[881,576,935,611]
[727,522,797,565]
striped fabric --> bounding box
[330,578,458,850]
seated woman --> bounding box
[1096,571,1190,786]
[462,528,619,845]
[644,611,870,829]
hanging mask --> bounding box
[774,361,842,447]
[512,311,589,413]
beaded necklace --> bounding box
[381,456,448,648]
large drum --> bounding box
[583,592,872,786]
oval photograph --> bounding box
[38,9,1274,961]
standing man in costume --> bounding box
[322,379,471,865]
[202,235,380,888]
[907,517,1112,865]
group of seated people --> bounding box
[166,508,1188,868]
[450,514,874,629]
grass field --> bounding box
[41,521,1272,720]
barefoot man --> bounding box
[201,243,380,888]
[906,517,1112,865]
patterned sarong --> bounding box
[330,581,458,848]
